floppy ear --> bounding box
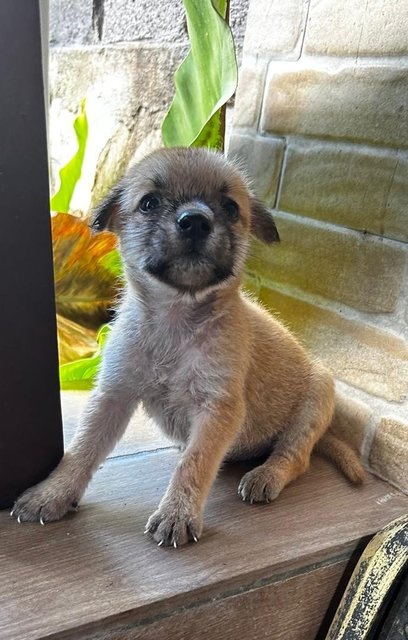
[250,198,280,244]
[90,185,123,232]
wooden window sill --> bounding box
[1,391,407,640]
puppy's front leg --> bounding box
[146,395,245,547]
[12,386,138,523]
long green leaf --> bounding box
[99,249,123,278]
[50,99,88,212]
[162,0,237,150]
[59,324,110,390]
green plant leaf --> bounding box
[59,324,111,390]
[50,99,89,213]
[162,0,237,150]
[99,249,123,278]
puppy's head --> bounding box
[92,147,279,294]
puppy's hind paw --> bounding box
[238,467,284,504]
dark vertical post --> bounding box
[0,1,64,508]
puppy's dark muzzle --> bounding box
[176,209,213,241]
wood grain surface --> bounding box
[1,444,407,640]
[55,561,350,640]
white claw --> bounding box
[193,535,198,543]
[17,516,22,524]
[40,517,45,526]
[10,509,14,517]
[173,541,178,549]
[144,528,149,535]
[157,540,164,547]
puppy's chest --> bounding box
[140,325,222,397]
[137,317,226,433]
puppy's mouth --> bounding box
[144,253,234,292]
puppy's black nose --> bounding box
[176,210,213,240]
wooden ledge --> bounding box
[1,393,407,640]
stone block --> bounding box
[331,392,373,452]
[233,58,268,129]
[50,0,249,48]
[243,0,307,59]
[101,0,248,47]
[242,275,260,298]
[369,417,408,491]
[257,287,408,403]
[229,0,251,53]
[247,213,407,313]
[305,0,408,56]
[49,45,184,211]
[50,0,95,45]
[278,140,408,242]
[102,0,187,45]
[261,63,408,149]
[228,133,284,203]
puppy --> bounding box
[12,147,365,546]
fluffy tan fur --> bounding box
[12,148,365,546]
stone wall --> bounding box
[229,0,408,491]
[49,0,249,211]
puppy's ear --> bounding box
[250,198,280,244]
[90,186,123,232]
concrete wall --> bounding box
[49,0,248,210]
[229,0,408,491]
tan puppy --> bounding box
[12,148,365,546]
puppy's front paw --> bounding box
[11,478,81,524]
[238,467,284,504]
[145,499,203,547]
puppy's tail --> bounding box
[315,431,366,484]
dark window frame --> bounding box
[0,0,64,508]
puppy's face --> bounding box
[92,148,279,294]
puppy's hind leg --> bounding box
[239,365,335,503]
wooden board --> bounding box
[54,561,350,640]
[1,449,407,640]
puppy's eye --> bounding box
[223,198,240,222]
[139,193,161,214]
